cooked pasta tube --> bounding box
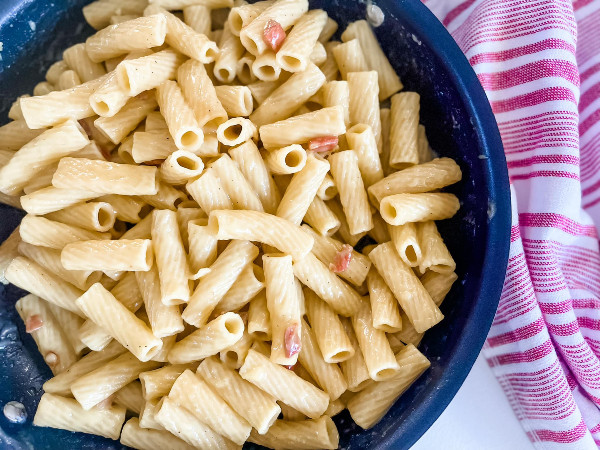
[338,318,370,392]
[159,150,204,185]
[368,157,463,203]
[265,145,307,175]
[347,71,382,152]
[421,270,458,306]
[239,0,308,56]
[61,239,153,272]
[6,256,84,316]
[247,78,282,104]
[98,195,148,224]
[16,294,78,374]
[187,221,218,279]
[70,351,161,410]
[418,221,456,273]
[292,252,362,316]
[144,5,218,63]
[183,4,210,35]
[139,397,164,430]
[63,43,107,82]
[76,283,163,361]
[57,70,81,90]
[32,81,55,96]
[332,38,368,80]
[214,23,246,83]
[168,369,251,444]
[0,120,89,195]
[0,228,21,285]
[209,153,264,211]
[252,50,282,81]
[85,15,167,63]
[329,150,373,234]
[262,254,302,366]
[215,85,254,117]
[131,129,177,163]
[177,207,205,249]
[304,197,341,237]
[19,215,109,250]
[52,157,158,196]
[418,124,433,163]
[389,91,420,168]
[94,91,158,144]
[151,209,191,305]
[237,52,257,84]
[149,0,233,8]
[370,242,443,333]
[114,380,144,414]
[178,60,227,131]
[214,264,265,314]
[347,344,430,429]
[240,349,328,418]
[317,174,337,200]
[156,80,204,153]
[389,222,422,267]
[367,269,403,332]
[341,20,402,99]
[304,289,353,364]
[248,291,272,341]
[140,181,188,210]
[78,270,145,352]
[45,60,68,85]
[310,41,327,65]
[117,49,186,97]
[169,312,244,363]
[229,140,281,214]
[83,0,147,29]
[19,77,105,129]
[46,201,116,233]
[298,318,347,400]
[248,416,339,450]
[136,266,184,338]
[277,153,330,225]
[322,80,350,126]
[300,225,370,286]
[208,209,314,260]
[121,417,194,450]
[145,111,168,131]
[228,0,274,35]
[380,193,460,226]
[259,105,346,150]
[139,363,194,400]
[42,340,126,395]
[276,9,327,72]
[182,240,258,327]
[346,123,384,187]
[198,356,280,434]
[216,117,257,147]
[154,397,238,450]
[220,330,253,369]
[33,393,126,440]
[320,40,340,81]
[186,168,233,213]
[250,63,325,127]
[352,302,398,381]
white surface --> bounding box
[411,353,533,450]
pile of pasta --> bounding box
[0,0,463,448]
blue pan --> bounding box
[0,0,511,448]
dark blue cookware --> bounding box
[0,0,510,448]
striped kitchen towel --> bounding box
[422,0,600,447]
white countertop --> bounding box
[411,353,533,450]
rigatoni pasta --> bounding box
[1,4,468,447]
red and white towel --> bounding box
[422,0,600,447]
